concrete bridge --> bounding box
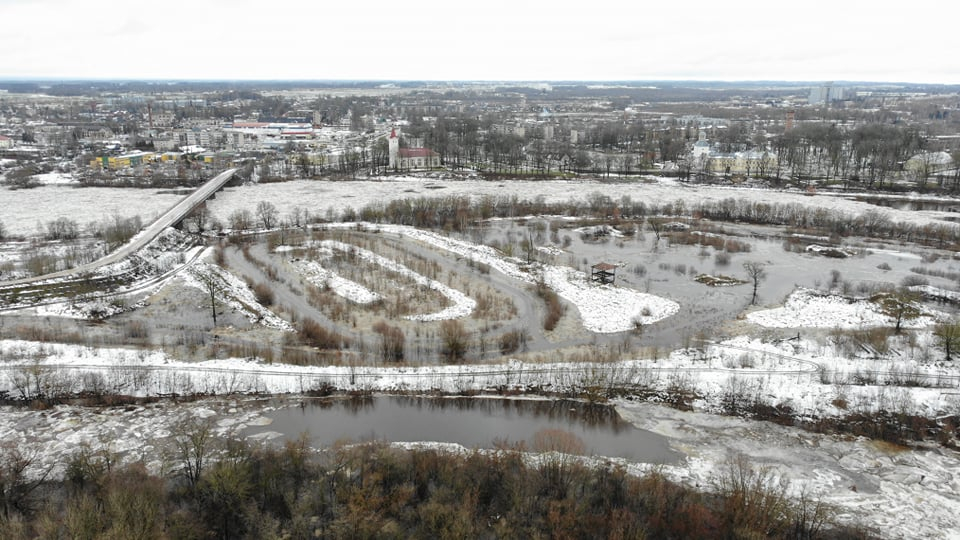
[1,168,238,287]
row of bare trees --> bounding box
[0,429,849,539]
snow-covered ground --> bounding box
[748,288,944,329]
[316,239,476,322]
[0,339,957,538]
[5,176,960,537]
[618,402,960,540]
[179,260,293,331]
[2,271,960,538]
[33,171,77,185]
[292,257,383,305]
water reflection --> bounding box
[249,396,678,463]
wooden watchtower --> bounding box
[590,262,617,284]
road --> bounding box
[0,168,237,287]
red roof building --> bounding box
[387,127,440,170]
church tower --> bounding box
[388,127,399,169]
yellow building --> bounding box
[90,151,157,170]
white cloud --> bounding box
[1,0,958,82]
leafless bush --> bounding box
[535,281,565,331]
[440,319,468,363]
[298,318,349,350]
[723,238,752,253]
[910,266,960,281]
[714,252,731,266]
[123,320,150,340]
[852,327,892,354]
[900,275,929,287]
[44,217,79,240]
[714,455,792,537]
[372,320,405,363]
[252,282,275,306]
[498,329,528,355]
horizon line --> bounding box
[0,77,958,87]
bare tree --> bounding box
[934,320,960,361]
[228,209,253,231]
[288,206,307,229]
[256,201,279,230]
[191,267,223,327]
[0,442,53,519]
[186,203,210,234]
[875,288,921,333]
[743,261,767,305]
[647,218,664,246]
[171,417,215,490]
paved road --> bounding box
[0,168,237,287]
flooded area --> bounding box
[853,195,960,213]
[246,396,680,464]
[462,219,960,347]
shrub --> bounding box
[252,282,275,306]
[44,217,79,240]
[714,252,731,266]
[439,319,468,362]
[498,330,527,355]
[372,320,405,362]
[900,275,928,287]
[723,238,752,253]
[535,281,565,331]
[123,320,150,340]
[297,318,348,350]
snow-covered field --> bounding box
[618,402,960,540]
[748,288,944,329]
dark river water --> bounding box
[246,396,680,464]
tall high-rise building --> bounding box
[808,82,841,105]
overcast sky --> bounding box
[1,0,957,84]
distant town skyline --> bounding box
[2,0,958,84]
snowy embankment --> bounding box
[318,239,475,322]
[336,223,679,332]
[283,239,475,321]
[293,258,383,305]
[747,288,942,329]
[181,261,293,331]
[617,401,960,540]
[3,331,958,420]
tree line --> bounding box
[346,192,960,250]
[0,427,867,539]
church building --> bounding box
[388,128,440,170]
